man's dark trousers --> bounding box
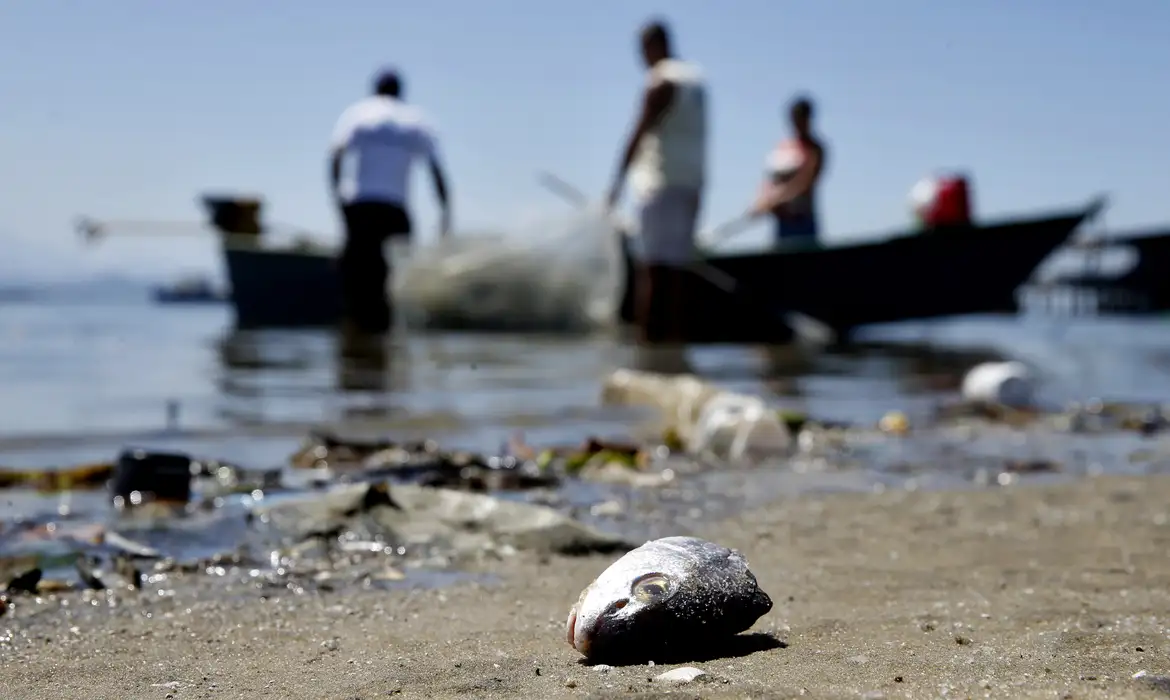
[338,200,412,335]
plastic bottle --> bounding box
[960,361,1036,408]
[601,369,791,460]
[689,392,791,461]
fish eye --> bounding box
[632,573,670,601]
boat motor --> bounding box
[910,173,974,229]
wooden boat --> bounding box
[151,275,230,305]
[199,197,343,328]
[618,195,1107,343]
[81,193,1105,338]
[74,198,339,328]
[216,195,1106,337]
[223,242,340,327]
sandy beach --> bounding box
[1,473,1167,700]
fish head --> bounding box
[566,536,772,662]
[566,563,680,657]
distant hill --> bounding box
[0,273,155,304]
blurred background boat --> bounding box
[1037,227,1170,312]
[151,274,230,305]
[77,194,342,329]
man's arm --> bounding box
[606,79,675,209]
[429,156,451,238]
[751,143,824,216]
[328,110,353,207]
[755,176,776,203]
[417,126,452,238]
[328,148,344,205]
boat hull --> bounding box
[224,245,342,329]
[619,202,1101,342]
[221,198,1102,338]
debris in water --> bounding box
[654,666,709,684]
[878,411,910,436]
[0,461,114,492]
[961,361,1036,409]
[110,448,194,508]
[5,567,42,594]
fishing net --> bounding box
[391,208,626,333]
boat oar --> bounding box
[699,214,756,252]
[535,171,636,236]
[536,170,751,250]
[534,171,836,346]
[73,216,209,242]
[685,240,836,347]
[535,171,591,210]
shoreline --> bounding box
[0,419,461,453]
[3,473,1169,699]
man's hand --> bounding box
[428,157,451,237]
[750,185,786,218]
[329,149,345,210]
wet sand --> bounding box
[3,474,1170,699]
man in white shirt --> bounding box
[328,67,451,334]
[605,19,707,344]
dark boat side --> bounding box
[620,197,1105,343]
[201,196,344,329]
[152,278,229,305]
[225,246,341,329]
[207,193,1101,337]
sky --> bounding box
[2,0,1169,283]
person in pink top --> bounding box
[750,95,828,246]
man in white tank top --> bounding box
[605,19,707,344]
[328,67,452,334]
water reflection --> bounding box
[211,326,413,425]
[337,323,390,392]
[758,344,819,397]
[204,321,1031,436]
[828,341,1007,395]
[335,325,412,420]
[623,338,1007,403]
[629,342,694,376]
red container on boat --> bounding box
[923,175,972,227]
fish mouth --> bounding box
[566,607,592,656]
[566,608,577,648]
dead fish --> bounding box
[565,536,772,663]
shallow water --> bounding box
[3,283,1170,581]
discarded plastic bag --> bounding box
[690,392,792,462]
[601,369,791,461]
[392,208,625,333]
[601,369,721,442]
